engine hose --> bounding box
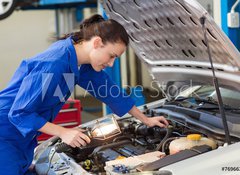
[55,142,72,153]
[112,135,132,142]
[155,126,173,151]
[49,136,61,146]
[90,140,132,157]
[161,137,179,152]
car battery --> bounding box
[37,99,82,142]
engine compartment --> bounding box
[34,102,240,175]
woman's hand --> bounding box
[59,128,91,148]
[144,116,169,128]
[129,106,169,128]
[39,122,91,148]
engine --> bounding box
[34,104,234,175]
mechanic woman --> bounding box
[0,14,168,174]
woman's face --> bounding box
[89,38,126,72]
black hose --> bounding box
[161,137,178,152]
[90,140,132,157]
[55,142,72,153]
[155,126,173,151]
[112,135,132,142]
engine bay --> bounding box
[34,100,240,175]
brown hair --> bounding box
[60,14,129,46]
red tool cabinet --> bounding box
[37,99,82,142]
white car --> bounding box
[33,0,240,175]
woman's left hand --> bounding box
[129,106,169,128]
[144,116,169,128]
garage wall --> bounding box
[0,10,55,90]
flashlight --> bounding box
[90,115,121,140]
[55,116,121,153]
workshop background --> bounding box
[0,0,239,129]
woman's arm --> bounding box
[38,122,90,148]
[128,106,169,128]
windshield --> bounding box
[177,85,240,109]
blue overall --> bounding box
[0,37,135,174]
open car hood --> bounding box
[102,0,240,92]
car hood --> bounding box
[102,0,240,93]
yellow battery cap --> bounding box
[187,134,201,141]
[116,156,125,160]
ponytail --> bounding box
[60,14,129,46]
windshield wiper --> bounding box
[196,97,240,112]
[175,96,240,113]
